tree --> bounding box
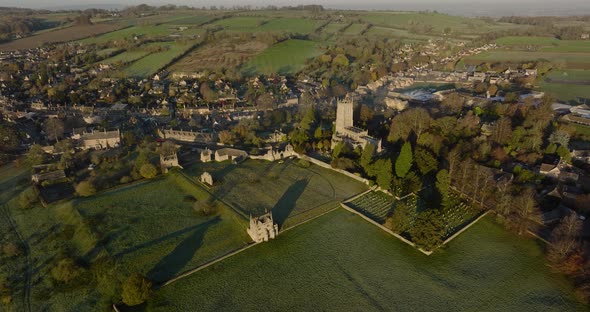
[395,142,413,178]
[122,273,152,306]
[44,118,65,141]
[360,143,375,173]
[160,141,176,156]
[76,180,96,197]
[332,54,349,67]
[387,198,417,233]
[547,213,583,265]
[256,93,275,110]
[368,159,393,190]
[140,163,158,179]
[26,144,46,165]
[440,93,464,114]
[409,209,445,251]
[435,169,450,208]
[414,147,437,175]
[388,108,433,142]
[0,123,19,152]
[51,258,83,284]
[2,242,22,257]
[359,105,374,125]
[512,188,541,235]
[549,130,570,148]
[218,130,237,145]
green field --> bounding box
[466,51,590,69]
[539,69,590,102]
[496,36,590,53]
[359,12,511,35]
[213,17,321,34]
[241,39,322,75]
[343,23,367,35]
[2,171,248,310]
[185,159,367,229]
[366,26,440,40]
[80,24,202,44]
[101,49,150,65]
[321,22,347,34]
[148,208,583,311]
[163,15,211,25]
[123,42,194,77]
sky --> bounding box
[3,0,590,16]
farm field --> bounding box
[79,24,202,45]
[241,39,322,75]
[213,16,267,32]
[3,172,248,310]
[465,51,590,69]
[0,23,122,51]
[123,41,195,77]
[185,159,368,229]
[321,22,346,34]
[163,15,212,26]
[496,36,590,53]
[213,17,321,34]
[342,23,368,35]
[148,208,583,311]
[358,12,511,35]
[366,26,440,41]
[167,38,269,73]
[101,49,150,65]
[537,69,590,103]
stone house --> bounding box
[80,129,121,150]
[31,170,66,184]
[247,211,279,243]
[200,149,213,162]
[214,148,248,163]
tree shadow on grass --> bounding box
[147,217,220,283]
[272,178,309,230]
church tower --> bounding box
[335,97,354,133]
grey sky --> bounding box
[3,0,590,16]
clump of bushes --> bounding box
[18,188,38,209]
[139,163,158,179]
[122,273,152,306]
[296,159,311,168]
[193,198,219,217]
[75,180,96,197]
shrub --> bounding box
[193,199,218,217]
[296,159,311,168]
[18,188,38,209]
[122,273,152,306]
[119,176,132,184]
[139,163,158,179]
[2,242,22,257]
[76,180,97,197]
[51,258,83,284]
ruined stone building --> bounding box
[200,171,213,186]
[331,97,382,152]
[160,153,182,173]
[200,148,213,162]
[247,211,279,243]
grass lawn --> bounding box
[123,42,195,77]
[366,26,439,41]
[148,208,583,311]
[4,172,248,310]
[241,39,322,75]
[80,24,202,45]
[539,81,590,103]
[185,158,368,229]
[163,15,211,25]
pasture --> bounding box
[342,23,368,35]
[213,16,321,34]
[100,49,150,65]
[321,22,347,34]
[79,25,202,45]
[496,36,590,53]
[167,38,269,72]
[123,41,195,77]
[148,208,583,311]
[185,158,368,229]
[241,39,321,75]
[465,51,590,69]
[3,172,248,310]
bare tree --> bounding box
[44,118,64,142]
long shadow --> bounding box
[272,178,309,229]
[112,221,215,260]
[147,217,220,283]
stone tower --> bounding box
[335,97,354,133]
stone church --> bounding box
[331,97,382,152]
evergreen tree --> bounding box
[395,142,413,178]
